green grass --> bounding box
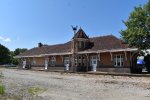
[28,87,47,95]
[0,85,5,94]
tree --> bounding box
[0,44,11,65]
[120,0,150,51]
[11,48,28,65]
[14,48,28,55]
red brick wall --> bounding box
[56,55,63,66]
[34,57,44,66]
[99,52,131,68]
[100,52,112,67]
[21,51,131,69]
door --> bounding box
[64,57,70,71]
[90,56,97,72]
[45,58,49,70]
[23,60,26,69]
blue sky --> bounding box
[0,0,148,51]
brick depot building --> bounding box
[16,28,138,73]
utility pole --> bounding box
[71,26,78,72]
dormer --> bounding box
[73,28,89,39]
[72,27,90,51]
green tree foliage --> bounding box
[11,48,28,65]
[0,44,27,65]
[0,44,11,65]
[120,0,150,50]
[14,48,28,55]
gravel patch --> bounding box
[0,69,150,100]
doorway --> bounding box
[90,56,97,72]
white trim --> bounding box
[97,53,100,61]
[14,52,72,58]
[44,57,49,70]
[15,48,138,58]
[98,48,138,53]
[114,54,124,67]
[78,48,138,54]
[90,55,97,71]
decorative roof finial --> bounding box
[71,25,78,35]
[71,25,78,31]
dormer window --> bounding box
[72,28,90,51]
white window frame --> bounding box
[51,56,56,66]
[64,57,70,66]
[114,54,124,67]
[90,55,97,66]
[32,58,36,65]
[75,58,77,66]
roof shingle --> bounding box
[17,35,130,57]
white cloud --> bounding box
[0,36,11,42]
[4,38,11,42]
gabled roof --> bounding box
[16,35,136,58]
[73,28,89,39]
[17,42,71,57]
[88,35,129,51]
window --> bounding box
[64,57,70,65]
[114,55,123,67]
[78,41,82,49]
[75,58,77,66]
[45,58,49,64]
[32,58,36,65]
[83,56,85,66]
[90,56,97,66]
[51,56,56,66]
[78,56,82,66]
[33,60,36,65]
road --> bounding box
[1,68,150,100]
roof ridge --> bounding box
[89,34,116,39]
[43,41,71,47]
